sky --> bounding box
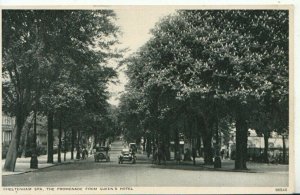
[107,7,177,106]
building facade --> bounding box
[2,113,15,146]
[2,113,15,158]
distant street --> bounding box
[2,141,288,187]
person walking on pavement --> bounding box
[221,149,225,160]
[82,147,88,159]
[175,151,181,165]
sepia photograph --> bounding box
[0,3,296,194]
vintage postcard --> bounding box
[0,2,297,194]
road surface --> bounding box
[2,141,288,187]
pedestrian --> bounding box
[158,146,166,165]
[85,148,88,158]
[192,148,196,165]
[77,148,81,160]
[81,148,86,159]
[221,149,225,160]
[184,148,192,161]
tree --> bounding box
[121,10,288,170]
[118,92,144,143]
[38,10,120,163]
[2,10,121,171]
[2,10,49,171]
[147,10,288,169]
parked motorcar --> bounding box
[94,146,110,162]
[118,148,136,164]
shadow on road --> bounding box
[33,158,149,173]
[149,161,260,173]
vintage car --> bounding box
[94,146,110,162]
[118,148,136,164]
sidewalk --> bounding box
[197,158,289,173]
[141,152,289,173]
[2,152,79,176]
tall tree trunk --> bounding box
[142,138,146,152]
[4,107,27,171]
[202,133,213,165]
[151,133,156,158]
[196,135,202,157]
[263,132,269,163]
[214,119,221,168]
[76,129,81,160]
[146,137,151,156]
[71,128,75,160]
[235,112,248,170]
[282,134,287,164]
[174,128,180,160]
[22,120,32,157]
[47,112,54,163]
[201,122,213,164]
[64,129,67,161]
[94,128,98,146]
[194,114,202,157]
[57,116,62,163]
[30,109,38,168]
[165,132,171,160]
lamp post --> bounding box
[214,117,221,168]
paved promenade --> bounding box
[2,151,288,176]
[2,152,79,176]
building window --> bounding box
[2,115,13,125]
[2,130,12,143]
